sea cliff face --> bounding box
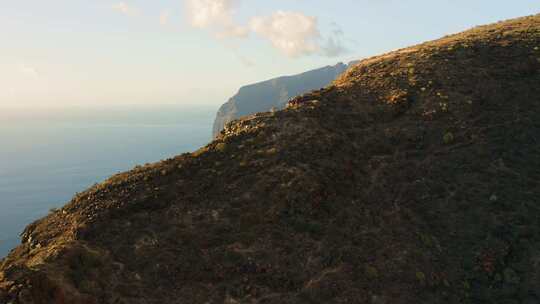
[212,62,351,138]
[1,14,540,304]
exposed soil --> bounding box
[1,14,540,304]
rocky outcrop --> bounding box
[1,14,540,304]
[212,62,351,138]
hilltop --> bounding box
[1,14,540,304]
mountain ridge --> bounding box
[1,13,540,304]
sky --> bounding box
[0,0,539,108]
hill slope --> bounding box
[212,62,350,138]
[2,14,540,304]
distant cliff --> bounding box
[212,62,352,137]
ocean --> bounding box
[0,105,216,258]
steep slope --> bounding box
[2,14,540,304]
[212,62,350,138]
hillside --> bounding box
[212,62,351,138]
[2,14,540,304]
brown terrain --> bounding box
[1,14,540,304]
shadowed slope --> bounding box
[1,14,540,304]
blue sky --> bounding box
[0,0,539,108]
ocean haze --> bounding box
[0,105,215,258]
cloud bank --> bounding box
[185,0,347,58]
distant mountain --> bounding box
[212,62,353,137]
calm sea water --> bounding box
[0,105,216,258]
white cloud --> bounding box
[185,1,348,58]
[249,11,321,58]
[249,12,348,58]
[160,11,170,25]
[185,0,248,38]
[186,0,232,28]
[111,2,139,17]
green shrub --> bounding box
[215,143,227,152]
[443,132,455,144]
